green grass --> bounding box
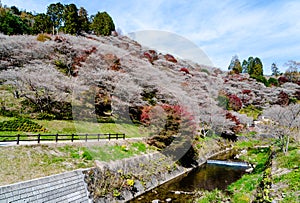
[0,141,150,186]
[35,120,149,137]
[0,116,15,122]
[195,139,272,203]
[226,147,270,202]
[234,139,262,148]
[238,105,262,120]
[272,144,300,203]
[196,189,229,203]
[0,116,151,139]
[83,142,147,161]
[227,173,262,202]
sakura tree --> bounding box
[263,104,300,153]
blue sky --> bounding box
[2,0,300,74]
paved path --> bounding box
[0,137,144,147]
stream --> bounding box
[129,150,250,202]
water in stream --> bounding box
[129,150,249,202]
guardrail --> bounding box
[0,133,125,145]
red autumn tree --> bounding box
[228,94,242,111]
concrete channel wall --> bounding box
[0,145,231,202]
[0,169,91,203]
[85,146,232,202]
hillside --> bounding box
[0,33,299,202]
[0,33,299,137]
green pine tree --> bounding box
[246,56,263,77]
[33,13,52,34]
[91,11,115,36]
[63,4,79,35]
[47,3,64,34]
[78,7,90,33]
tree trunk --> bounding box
[284,135,290,154]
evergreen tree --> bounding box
[78,7,90,33]
[63,4,79,35]
[47,3,64,34]
[228,55,242,74]
[246,56,254,74]
[252,57,263,77]
[246,56,263,77]
[0,9,31,35]
[32,13,52,34]
[10,6,21,15]
[91,11,115,36]
[271,63,280,76]
[242,59,248,73]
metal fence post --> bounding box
[71,134,74,142]
[108,133,111,140]
[17,134,20,145]
[37,134,40,144]
[56,134,58,143]
[85,134,88,142]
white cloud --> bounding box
[129,30,213,66]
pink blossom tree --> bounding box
[263,104,300,153]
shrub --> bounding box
[251,75,269,86]
[242,89,252,94]
[143,104,196,150]
[239,105,262,120]
[268,77,279,87]
[0,108,19,117]
[143,50,158,64]
[141,88,158,105]
[217,94,229,109]
[226,112,240,125]
[180,67,190,74]
[164,54,177,63]
[36,113,56,120]
[82,151,93,160]
[54,60,69,75]
[276,91,289,106]
[289,97,298,104]
[228,94,242,111]
[200,68,210,75]
[0,118,47,132]
[36,34,51,42]
[278,76,289,85]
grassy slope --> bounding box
[271,145,299,203]
[196,138,299,203]
[0,116,151,138]
[0,141,149,186]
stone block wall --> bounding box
[0,169,91,203]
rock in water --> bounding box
[166,198,172,202]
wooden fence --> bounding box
[0,133,125,145]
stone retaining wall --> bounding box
[0,141,230,203]
[84,143,231,202]
[0,169,91,203]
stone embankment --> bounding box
[0,170,91,203]
[84,142,229,202]
[0,140,228,203]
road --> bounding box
[0,137,144,147]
